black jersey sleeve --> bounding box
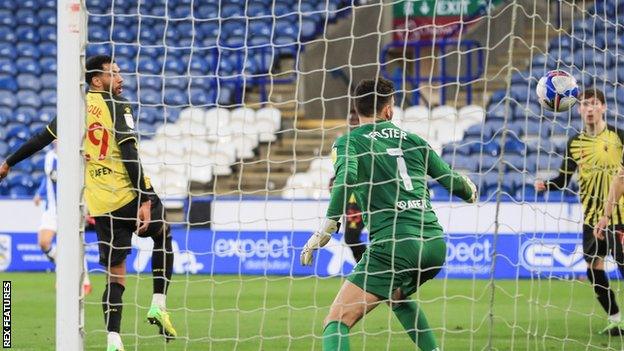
[545,136,577,191]
[5,117,56,167]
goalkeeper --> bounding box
[301,78,476,351]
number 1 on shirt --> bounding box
[386,148,413,190]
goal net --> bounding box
[52,0,624,349]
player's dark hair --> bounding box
[85,55,114,85]
[580,88,606,104]
[354,78,395,117]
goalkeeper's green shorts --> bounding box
[347,233,446,300]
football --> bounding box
[536,70,579,112]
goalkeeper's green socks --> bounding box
[322,321,350,351]
[393,300,439,351]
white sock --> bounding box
[107,332,123,347]
[609,312,621,323]
[151,293,166,309]
[82,257,90,285]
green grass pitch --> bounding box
[6,272,624,350]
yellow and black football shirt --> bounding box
[546,125,624,225]
[37,91,148,216]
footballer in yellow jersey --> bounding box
[534,88,624,335]
[0,55,177,349]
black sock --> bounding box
[43,247,55,264]
[102,282,125,333]
[152,225,173,295]
[588,268,619,316]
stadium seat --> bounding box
[230,106,256,124]
[0,92,16,109]
[0,43,16,60]
[0,76,17,92]
[463,124,485,139]
[16,26,40,43]
[17,91,42,108]
[39,26,56,42]
[16,58,41,75]
[29,122,47,135]
[139,89,161,105]
[38,9,57,26]
[0,27,16,44]
[0,141,8,157]
[13,108,35,125]
[17,74,42,92]
[282,173,314,199]
[17,43,40,59]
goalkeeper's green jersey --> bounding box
[326,120,473,239]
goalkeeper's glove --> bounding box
[300,218,340,266]
[462,175,478,203]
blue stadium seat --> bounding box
[506,121,525,138]
[0,76,17,92]
[0,27,16,44]
[9,185,34,197]
[0,92,16,109]
[139,75,163,90]
[503,136,527,156]
[471,139,500,157]
[502,154,530,173]
[7,136,24,154]
[40,73,56,90]
[89,25,109,42]
[17,0,37,10]
[248,21,272,47]
[114,56,136,72]
[40,90,56,107]
[37,42,55,58]
[112,26,138,43]
[464,124,485,139]
[221,19,247,48]
[139,89,161,105]
[0,109,8,125]
[13,108,36,124]
[190,88,215,106]
[16,10,38,26]
[0,60,14,75]
[29,122,47,135]
[16,43,39,59]
[0,43,16,60]
[16,27,40,42]
[138,58,163,75]
[164,77,189,90]
[6,124,30,140]
[486,102,512,122]
[247,3,270,17]
[38,9,57,26]
[137,106,161,125]
[512,102,541,121]
[221,3,245,18]
[164,57,186,76]
[113,0,139,14]
[39,26,56,42]
[190,76,213,91]
[216,86,233,106]
[11,160,33,174]
[524,120,552,139]
[0,10,15,27]
[17,74,42,92]
[16,58,41,75]
[163,88,188,106]
[139,26,160,46]
[171,2,192,19]
[0,141,8,157]
[195,3,219,19]
[39,57,57,74]
[17,91,42,108]
[188,54,213,75]
[38,106,56,123]
[196,22,220,47]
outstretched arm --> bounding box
[425,144,476,203]
[1,119,57,181]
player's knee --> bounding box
[38,235,52,251]
[324,306,362,328]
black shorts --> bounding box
[583,224,624,264]
[94,194,169,268]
